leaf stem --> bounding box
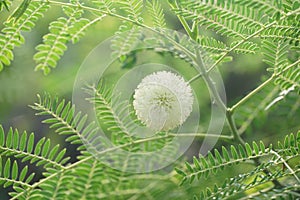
[192,48,284,189]
[252,158,283,188]
[226,109,245,145]
[171,133,232,141]
[230,59,300,114]
[168,0,198,40]
[194,49,227,111]
[271,150,300,183]
[230,75,274,113]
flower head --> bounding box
[133,71,193,131]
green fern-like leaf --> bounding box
[70,16,104,44]
[262,40,300,91]
[0,157,34,189]
[197,36,228,54]
[111,23,143,62]
[34,3,93,74]
[85,84,135,146]
[117,0,143,22]
[177,141,270,185]
[262,40,289,73]
[260,22,300,46]
[173,0,264,39]
[85,83,179,170]
[234,0,286,20]
[63,160,105,199]
[230,41,259,54]
[0,2,49,71]
[37,169,73,199]
[0,125,69,169]
[145,29,232,69]
[91,0,115,12]
[8,0,31,22]
[30,93,99,153]
[197,36,259,55]
[271,92,300,119]
[110,0,145,62]
[146,0,166,28]
[278,132,300,157]
[144,30,197,65]
[197,164,299,199]
[185,133,300,199]
[274,59,300,91]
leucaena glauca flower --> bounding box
[133,71,193,131]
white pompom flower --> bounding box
[133,71,193,131]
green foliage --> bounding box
[0,125,68,169]
[0,157,34,188]
[173,0,264,38]
[0,2,49,71]
[262,40,300,90]
[9,0,31,22]
[111,24,142,62]
[195,165,298,199]
[177,141,270,185]
[91,0,114,11]
[84,83,179,168]
[234,0,284,19]
[146,0,166,28]
[178,132,300,199]
[85,84,135,146]
[260,22,300,45]
[0,0,299,199]
[34,4,92,75]
[117,0,143,22]
[262,40,289,73]
[29,93,100,153]
[0,0,11,11]
[0,92,184,199]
